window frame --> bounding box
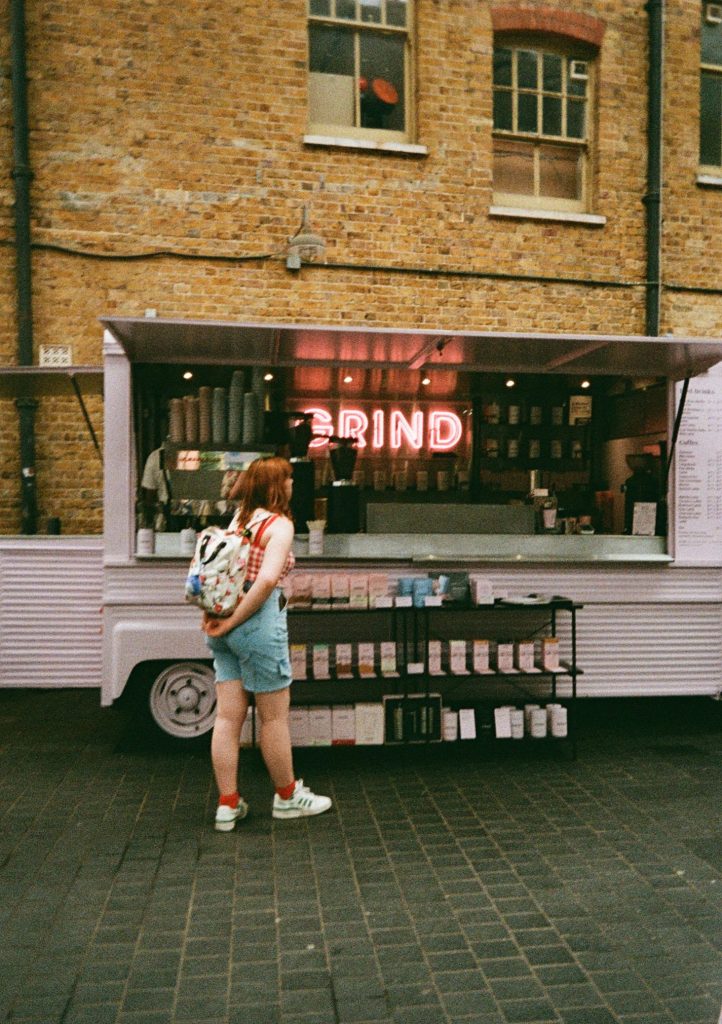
[700,3,722,174]
[307,0,415,144]
[492,35,596,214]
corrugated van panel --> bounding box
[0,541,103,688]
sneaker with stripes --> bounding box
[272,780,332,819]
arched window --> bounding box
[701,2,722,171]
[307,0,413,143]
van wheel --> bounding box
[148,662,217,740]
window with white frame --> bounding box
[307,0,412,141]
[701,2,722,171]
[492,40,594,212]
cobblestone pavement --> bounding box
[0,691,720,1024]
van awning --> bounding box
[101,316,722,381]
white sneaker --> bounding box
[214,797,249,832]
[272,780,332,819]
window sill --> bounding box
[697,173,722,187]
[303,134,428,156]
[490,205,606,226]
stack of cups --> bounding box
[198,387,212,444]
[251,367,266,442]
[183,395,199,444]
[169,399,185,442]
[242,392,259,445]
[306,519,326,555]
[212,388,227,444]
[228,371,245,445]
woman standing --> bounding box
[202,456,331,831]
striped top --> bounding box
[230,509,295,586]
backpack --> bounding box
[184,512,272,617]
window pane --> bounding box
[543,53,562,93]
[337,0,356,19]
[539,144,581,199]
[360,0,381,24]
[309,24,354,74]
[493,138,535,195]
[567,65,587,97]
[702,11,722,65]
[310,0,331,14]
[701,72,722,165]
[360,30,405,130]
[518,92,538,133]
[567,98,586,139]
[386,0,407,27]
[309,26,356,126]
[543,95,562,135]
[517,50,538,90]
[493,47,512,86]
[493,89,512,130]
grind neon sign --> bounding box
[303,406,464,452]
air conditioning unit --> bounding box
[569,60,589,81]
[706,3,722,24]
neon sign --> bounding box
[304,406,464,453]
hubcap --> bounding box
[149,662,216,739]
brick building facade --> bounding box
[0,0,720,533]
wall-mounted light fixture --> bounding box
[286,205,326,271]
[420,372,431,387]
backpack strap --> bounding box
[251,513,279,549]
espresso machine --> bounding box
[327,436,360,533]
[286,412,316,533]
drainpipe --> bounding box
[10,0,38,533]
[644,0,664,337]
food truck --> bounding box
[2,316,722,742]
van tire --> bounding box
[145,661,217,740]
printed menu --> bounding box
[673,370,722,565]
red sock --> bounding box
[276,781,296,801]
[218,791,239,808]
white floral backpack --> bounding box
[184,511,271,617]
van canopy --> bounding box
[101,316,722,381]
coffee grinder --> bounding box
[327,435,360,533]
[286,412,316,533]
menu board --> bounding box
[672,368,722,565]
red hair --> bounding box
[234,456,292,524]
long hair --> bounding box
[234,456,292,525]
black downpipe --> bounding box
[644,0,664,337]
[10,0,37,533]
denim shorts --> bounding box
[205,588,292,693]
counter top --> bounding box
[136,532,671,563]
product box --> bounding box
[354,703,385,745]
[289,706,310,747]
[496,642,515,673]
[538,636,561,671]
[442,708,459,741]
[311,574,331,610]
[349,575,369,609]
[469,574,494,605]
[331,574,350,608]
[368,574,390,607]
[428,639,444,675]
[358,642,376,678]
[331,705,356,745]
[335,643,354,678]
[383,694,442,743]
[458,708,477,739]
[290,643,308,680]
[515,641,538,673]
[395,594,413,607]
[308,706,332,746]
[472,639,492,674]
[290,573,312,608]
[312,643,330,680]
[449,640,470,675]
[494,706,513,739]
[380,641,398,677]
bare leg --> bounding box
[211,680,249,795]
[255,687,294,789]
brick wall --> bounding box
[0,0,720,533]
